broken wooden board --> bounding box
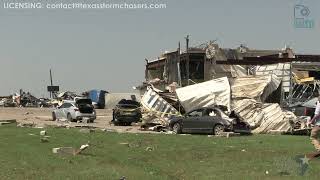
[215,132,240,138]
[0,119,16,125]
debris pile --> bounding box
[232,99,295,133]
[140,87,180,126]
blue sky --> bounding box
[0,0,319,96]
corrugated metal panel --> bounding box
[231,75,281,101]
[176,77,231,112]
[232,99,296,133]
[141,87,179,120]
[255,63,291,92]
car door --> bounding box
[195,108,216,133]
[183,109,203,133]
[55,103,66,118]
[61,103,73,118]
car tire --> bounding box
[172,123,182,134]
[67,113,73,122]
[113,117,119,126]
[52,112,57,121]
[214,124,224,135]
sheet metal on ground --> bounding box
[232,99,296,133]
[176,77,231,112]
[141,87,180,125]
[230,75,281,101]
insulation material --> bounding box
[141,87,180,125]
[176,77,231,112]
[232,99,296,133]
[231,75,281,101]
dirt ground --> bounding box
[0,107,146,133]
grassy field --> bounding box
[0,124,319,180]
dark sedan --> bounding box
[112,99,142,126]
[169,107,250,135]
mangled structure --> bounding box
[141,39,320,133]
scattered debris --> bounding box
[0,119,16,126]
[79,128,94,133]
[40,136,49,143]
[52,143,90,156]
[145,146,154,151]
[40,130,46,136]
[119,142,130,147]
[119,176,126,180]
[215,132,240,138]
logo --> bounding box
[294,3,315,28]
[295,154,310,176]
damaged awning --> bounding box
[176,77,231,112]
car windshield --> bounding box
[118,104,138,109]
[117,99,140,108]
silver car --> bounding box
[52,99,96,123]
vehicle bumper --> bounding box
[75,113,96,120]
[114,115,141,123]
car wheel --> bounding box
[113,117,119,126]
[67,113,73,122]
[52,112,57,121]
[172,123,182,134]
[214,124,224,135]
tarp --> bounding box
[232,99,296,133]
[176,77,231,112]
[230,75,281,101]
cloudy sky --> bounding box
[0,0,319,97]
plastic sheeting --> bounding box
[230,75,281,101]
[232,99,296,133]
[176,77,231,112]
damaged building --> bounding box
[144,39,320,107]
[140,38,320,134]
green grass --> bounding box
[0,124,319,180]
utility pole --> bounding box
[185,35,190,85]
[49,69,53,98]
[177,41,182,87]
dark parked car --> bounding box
[169,107,250,135]
[112,99,142,126]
